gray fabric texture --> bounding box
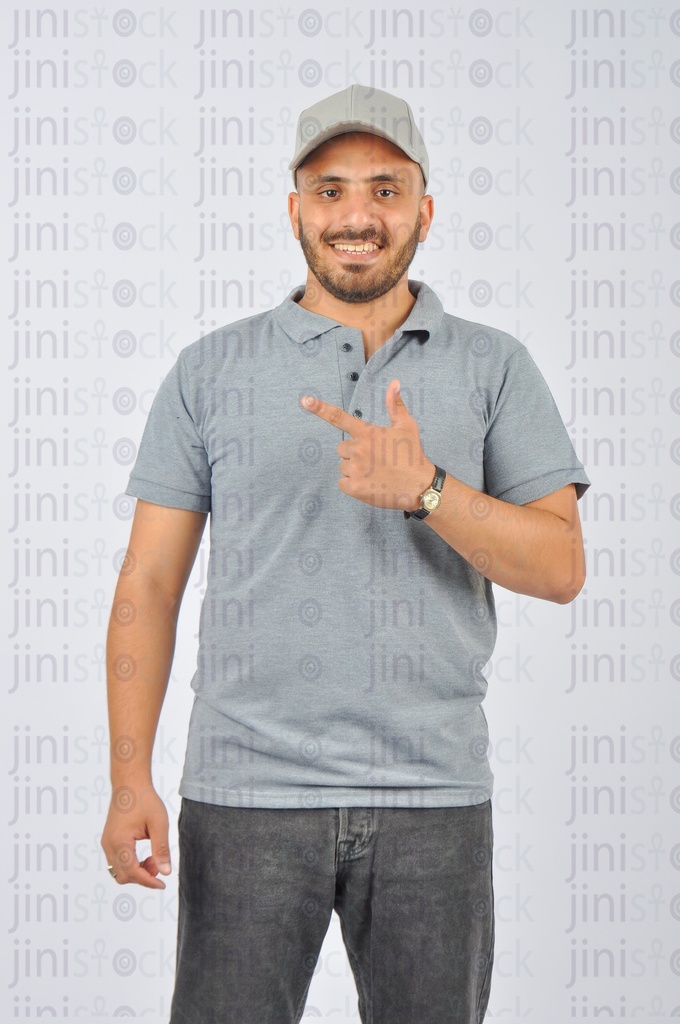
[168,798,494,1023]
[126,281,590,809]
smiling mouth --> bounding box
[331,242,382,253]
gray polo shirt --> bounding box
[126,281,590,809]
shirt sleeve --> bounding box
[483,345,590,505]
[125,355,211,513]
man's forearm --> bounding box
[106,576,180,788]
[422,472,584,604]
[102,502,205,887]
[300,383,585,603]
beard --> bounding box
[297,213,421,304]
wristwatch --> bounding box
[404,466,446,520]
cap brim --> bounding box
[289,123,424,181]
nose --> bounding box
[337,190,379,235]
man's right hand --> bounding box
[101,783,172,888]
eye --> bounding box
[376,188,396,198]
[320,188,340,198]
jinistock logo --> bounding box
[8,8,179,44]
[191,8,535,47]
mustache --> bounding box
[323,228,387,247]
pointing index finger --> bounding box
[300,395,363,435]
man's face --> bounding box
[288,133,433,305]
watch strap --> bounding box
[404,466,446,520]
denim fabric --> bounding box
[169,797,494,1024]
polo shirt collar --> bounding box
[274,280,444,345]
[275,286,341,343]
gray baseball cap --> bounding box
[290,84,429,188]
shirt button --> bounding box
[348,371,359,381]
[341,343,352,352]
[353,409,363,418]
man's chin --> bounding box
[311,259,385,297]
[321,280,396,304]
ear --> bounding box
[287,191,301,240]
[417,194,434,244]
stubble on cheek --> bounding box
[296,212,422,304]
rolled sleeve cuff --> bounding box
[494,470,591,506]
[126,478,211,513]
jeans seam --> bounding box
[475,804,495,1022]
[341,924,371,1024]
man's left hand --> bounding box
[300,379,435,511]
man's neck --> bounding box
[297,275,417,360]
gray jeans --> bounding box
[169,797,494,1024]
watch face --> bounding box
[422,488,441,511]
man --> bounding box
[102,85,590,1023]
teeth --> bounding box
[333,243,379,253]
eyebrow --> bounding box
[304,173,409,186]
